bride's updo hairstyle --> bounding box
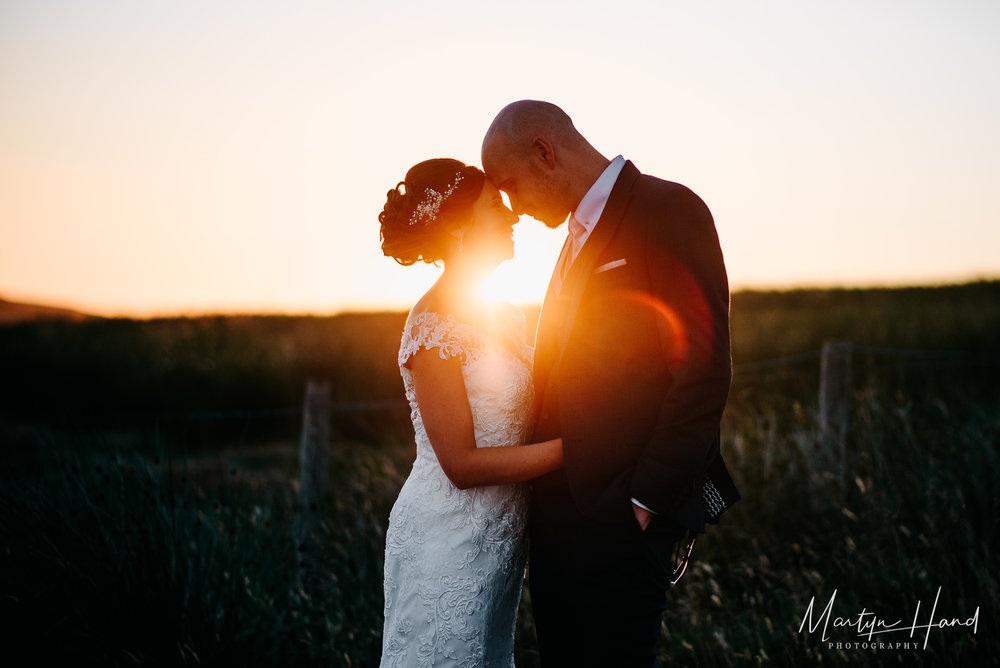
[379,158,486,266]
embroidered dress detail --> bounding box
[381,307,535,667]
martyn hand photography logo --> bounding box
[798,587,980,652]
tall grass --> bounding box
[0,434,410,666]
[2,380,994,666]
[655,381,998,667]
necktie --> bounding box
[553,214,586,295]
[566,214,587,266]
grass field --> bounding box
[1,282,998,666]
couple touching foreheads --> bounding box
[377,100,739,667]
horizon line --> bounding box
[3,275,999,321]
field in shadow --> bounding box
[1,281,998,666]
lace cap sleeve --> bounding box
[397,312,480,368]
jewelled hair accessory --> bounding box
[408,172,464,226]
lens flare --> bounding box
[610,283,716,368]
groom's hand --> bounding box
[632,502,653,531]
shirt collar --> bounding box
[573,155,626,232]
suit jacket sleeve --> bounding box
[629,184,732,515]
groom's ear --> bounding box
[531,137,557,170]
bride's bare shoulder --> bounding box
[407,289,453,324]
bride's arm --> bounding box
[409,348,563,490]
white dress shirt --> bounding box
[567,155,626,266]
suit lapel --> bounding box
[533,161,640,405]
[532,236,572,397]
[553,161,640,358]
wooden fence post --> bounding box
[818,341,852,494]
[295,379,330,594]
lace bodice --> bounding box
[381,306,535,667]
[397,309,535,461]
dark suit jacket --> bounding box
[531,161,739,533]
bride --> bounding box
[377,158,563,666]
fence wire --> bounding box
[153,343,999,423]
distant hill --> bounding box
[0,297,98,324]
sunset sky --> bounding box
[2,1,998,317]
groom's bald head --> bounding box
[482,100,576,162]
[481,100,609,228]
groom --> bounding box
[482,101,739,666]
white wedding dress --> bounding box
[380,307,535,667]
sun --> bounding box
[478,263,541,305]
[477,219,564,306]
